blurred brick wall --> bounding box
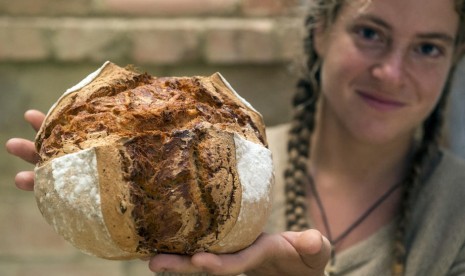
[0,0,307,275]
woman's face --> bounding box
[314,0,459,145]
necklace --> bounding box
[307,174,402,275]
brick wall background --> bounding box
[1,1,464,276]
[0,1,306,275]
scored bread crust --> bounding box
[35,146,144,259]
[34,62,273,259]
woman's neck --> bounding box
[310,101,414,191]
[306,100,413,251]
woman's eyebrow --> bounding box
[355,14,455,45]
[355,14,392,30]
[417,33,455,45]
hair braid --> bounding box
[284,8,323,230]
[285,78,318,231]
[391,75,454,275]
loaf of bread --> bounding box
[34,61,274,260]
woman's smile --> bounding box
[356,90,407,112]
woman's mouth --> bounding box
[357,91,406,112]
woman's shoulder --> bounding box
[263,124,290,234]
[442,149,465,170]
[266,123,290,152]
[265,123,290,172]
[428,149,465,190]
[412,148,465,225]
[416,149,465,207]
[406,149,465,274]
[266,123,290,145]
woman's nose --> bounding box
[371,51,406,88]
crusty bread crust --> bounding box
[34,62,273,259]
[35,147,145,259]
[96,145,142,258]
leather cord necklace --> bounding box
[307,174,402,275]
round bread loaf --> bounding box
[34,61,274,260]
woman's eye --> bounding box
[356,27,381,42]
[416,43,442,57]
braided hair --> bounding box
[284,0,465,274]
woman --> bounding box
[6,0,465,275]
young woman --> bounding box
[6,0,465,275]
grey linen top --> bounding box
[266,124,465,276]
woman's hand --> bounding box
[5,110,45,191]
[149,229,331,276]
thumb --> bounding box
[282,229,331,271]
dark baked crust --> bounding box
[123,127,241,254]
[36,64,266,164]
[35,62,269,255]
